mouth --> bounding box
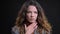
[30,18,34,20]
[29,18,36,21]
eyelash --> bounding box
[27,11,31,13]
[27,11,38,13]
[34,12,38,14]
[27,11,38,14]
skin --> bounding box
[26,5,38,23]
[25,5,38,34]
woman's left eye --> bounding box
[34,11,38,14]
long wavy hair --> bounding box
[15,0,52,34]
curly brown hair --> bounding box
[14,0,52,34]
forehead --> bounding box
[27,5,37,11]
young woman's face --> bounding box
[26,5,38,23]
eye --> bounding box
[34,11,38,14]
[27,11,31,13]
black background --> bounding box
[1,0,60,34]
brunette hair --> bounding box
[15,0,52,34]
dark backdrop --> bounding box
[1,0,59,34]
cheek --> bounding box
[34,14,38,17]
[35,14,38,20]
[26,13,31,18]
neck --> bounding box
[25,21,37,27]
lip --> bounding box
[30,18,35,20]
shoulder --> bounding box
[37,27,52,34]
[12,26,16,31]
[42,28,52,34]
[11,26,20,34]
[12,26,19,32]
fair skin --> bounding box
[25,5,38,34]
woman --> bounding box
[11,0,52,34]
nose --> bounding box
[31,13,34,17]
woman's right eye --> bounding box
[27,11,31,13]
